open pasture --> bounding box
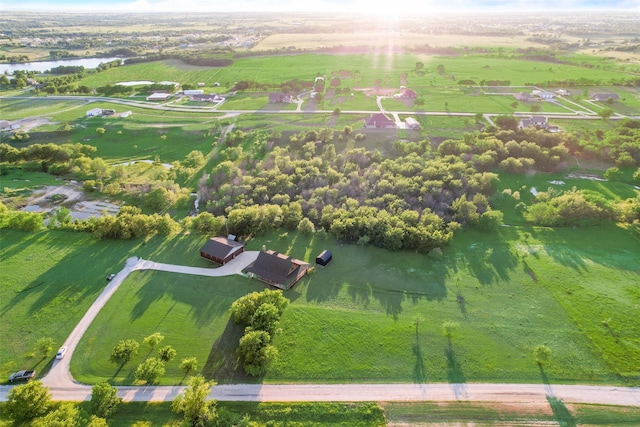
[254,32,546,50]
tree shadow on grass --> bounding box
[546,395,577,427]
[202,318,257,384]
[539,364,577,426]
[464,242,519,286]
[305,278,343,303]
[445,339,466,399]
[413,324,427,383]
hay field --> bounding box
[255,32,545,50]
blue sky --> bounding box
[1,0,638,13]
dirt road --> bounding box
[2,254,638,408]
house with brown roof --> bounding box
[200,237,245,265]
[243,250,310,290]
[363,113,396,129]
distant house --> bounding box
[514,92,534,101]
[364,113,396,129]
[532,89,554,100]
[102,109,116,116]
[405,117,420,129]
[198,82,206,87]
[200,237,245,265]
[146,93,172,101]
[555,89,570,96]
[243,250,310,290]
[0,120,10,130]
[519,115,549,129]
[86,108,103,117]
[269,92,294,103]
[592,93,619,102]
[400,88,418,98]
[184,90,204,95]
[191,94,225,103]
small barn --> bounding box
[315,250,332,266]
[200,237,244,265]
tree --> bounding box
[442,320,459,339]
[91,382,121,418]
[238,329,277,376]
[32,403,80,427]
[135,357,165,384]
[86,416,109,427]
[249,303,281,336]
[495,115,519,131]
[180,357,199,375]
[144,187,176,211]
[598,108,614,120]
[143,332,165,350]
[172,375,217,427]
[534,344,551,366]
[5,380,51,422]
[96,127,106,135]
[158,345,177,362]
[297,217,315,235]
[36,337,54,358]
[415,61,424,70]
[110,339,139,365]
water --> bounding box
[1,57,125,74]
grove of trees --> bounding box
[230,289,289,376]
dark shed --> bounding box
[315,250,332,266]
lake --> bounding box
[0,57,126,74]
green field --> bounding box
[72,53,637,94]
[53,213,639,386]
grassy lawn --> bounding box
[66,218,639,385]
[0,230,214,382]
[0,98,88,121]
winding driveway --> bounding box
[1,253,639,407]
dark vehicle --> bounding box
[9,370,36,382]
[106,274,116,281]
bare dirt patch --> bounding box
[21,182,121,219]
[14,117,58,132]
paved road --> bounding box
[2,95,637,120]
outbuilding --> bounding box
[200,237,245,265]
[315,250,332,266]
[86,108,103,117]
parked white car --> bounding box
[55,346,68,360]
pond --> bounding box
[0,57,126,74]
